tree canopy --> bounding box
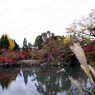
[0,34,19,50]
[66,9,95,44]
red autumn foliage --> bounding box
[0,49,30,65]
[83,45,95,52]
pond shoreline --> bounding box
[0,59,80,69]
[0,59,73,68]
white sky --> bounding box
[0,0,95,47]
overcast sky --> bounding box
[0,0,95,47]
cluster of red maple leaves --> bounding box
[0,49,30,65]
[83,45,95,53]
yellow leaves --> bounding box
[4,34,15,50]
[63,36,72,45]
[8,38,15,50]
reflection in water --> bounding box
[0,68,20,89]
[0,66,94,95]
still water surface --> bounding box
[0,66,94,95]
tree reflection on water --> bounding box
[0,68,20,89]
[0,66,94,95]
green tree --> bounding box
[0,34,4,48]
[34,31,55,50]
[34,35,43,49]
[23,38,28,50]
[4,35,10,49]
[14,40,19,50]
[0,34,19,50]
[2,35,9,49]
[28,42,32,50]
[0,39,2,48]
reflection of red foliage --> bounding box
[0,49,30,65]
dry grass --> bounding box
[89,65,95,77]
[69,76,85,95]
[69,42,95,95]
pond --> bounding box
[0,66,94,95]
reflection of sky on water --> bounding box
[1,75,39,95]
[0,70,39,95]
[0,66,94,95]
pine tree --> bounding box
[0,34,4,48]
[0,39,2,48]
[14,40,19,50]
[0,34,19,50]
[34,35,43,49]
[0,35,10,49]
[23,38,28,50]
[28,42,32,50]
